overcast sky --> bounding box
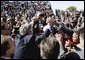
[49,1,84,14]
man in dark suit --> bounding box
[31,11,46,35]
[55,22,74,54]
[13,22,50,59]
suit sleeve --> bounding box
[36,29,50,45]
[59,23,73,36]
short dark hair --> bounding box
[39,14,45,17]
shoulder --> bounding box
[60,52,80,59]
[23,35,32,40]
[23,35,36,43]
[43,25,50,32]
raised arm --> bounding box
[36,29,50,45]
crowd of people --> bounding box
[1,1,84,59]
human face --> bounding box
[72,32,79,42]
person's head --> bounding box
[60,52,80,59]
[6,17,11,23]
[19,23,32,35]
[46,16,54,25]
[12,26,19,35]
[40,34,60,59]
[49,14,55,19]
[72,31,79,43]
[1,35,14,57]
[36,11,44,20]
[21,15,26,21]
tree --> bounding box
[67,6,77,12]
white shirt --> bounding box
[43,24,52,32]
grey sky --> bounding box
[49,1,84,14]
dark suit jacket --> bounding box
[13,29,50,59]
[60,52,80,59]
[60,23,73,36]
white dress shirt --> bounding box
[43,23,52,32]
